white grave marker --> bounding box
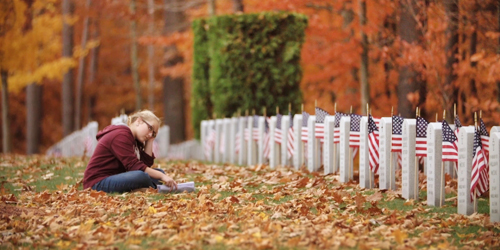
[402,119,417,199]
[281,115,291,167]
[269,116,279,169]
[458,126,475,215]
[293,114,303,170]
[323,116,335,175]
[238,117,248,166]
[490,132,500,222]
[339,116,352,183]
[214,119,224,163]
[257,117,266,164]
[247,117,257,166]
[427,122,444,207]
[229,118,238,164]
[379,118,395,190]
[307,116,320,172]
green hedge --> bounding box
[191,12,307,139]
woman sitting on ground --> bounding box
[83,110,177,193]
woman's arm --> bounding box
[144,167,177,190]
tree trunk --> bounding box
[208,0,216,16]
[85,16,99,123]
[26,83,42,154]
[359,0,369,114]
[62,0,75,136]
[397,0,423,118]
[130,0,141,110]
[75,0,91,130]
[444,0,459,122]
[163,0,186,143]
[148,0,155,111]
[1,70,11,153]
[233,0,243,13]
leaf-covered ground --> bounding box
[1,155,499,249]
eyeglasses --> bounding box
[143,120,157,138]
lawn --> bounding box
[0,154,499,249]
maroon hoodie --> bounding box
[83,124,155,189]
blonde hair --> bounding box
[127,110,162,127]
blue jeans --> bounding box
[92,168,165,193]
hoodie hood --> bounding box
[96,124,131,141]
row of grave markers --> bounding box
[47,115,172,159]
[201,114,500,223]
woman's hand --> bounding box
[162,175,177,190]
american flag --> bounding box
[471,128,489,201]
[392,115,404,152]
[274,114,283,144]
[252,115,260,141]
[334,112,348,144]
[315,107,329,142]
[350,114,362,148]
[287,111,295,159]
[442,120,458,162]
[416,116,429,157]
[454,114,462,136]
[301,111,310,142]
[235,131,241,154]
[204,127,216,159]
[263,117,271,159]
[479,118,489,157]
[368,114,380,174]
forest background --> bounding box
[1,0,500,155]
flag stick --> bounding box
[440,110,446,206]
[440,161,445,206]
[474,189,477,213]
[276,106,279,115]
[349,147,352,181]
[415,107,419,199]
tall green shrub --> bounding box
[191,18,212,139]
[191,12,307,139]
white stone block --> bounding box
[339,116,352,183]
[215,119,224,163]
[257,117,266,164]
[427,122,445,207]
[238,117,247,166]
[379,117,395,190]
[307,116,320,172]
[269,116,279,169]
[402,119,417,199]
[490,132,500,222]
[229,118,239,164]
[458,126,475,215]
[323,116,335,175]
[222,118,231,163]
[293,114,303,170]
[247,117,257,166]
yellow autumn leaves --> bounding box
[0,0,98,92]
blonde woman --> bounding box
[83,110,177,193]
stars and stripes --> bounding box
[287,111,295,159]
[349,114,362,148]
[301,111,310,142]
[315,107,329,142]
[392,115,403,152]
[416,117,429,157]
[204,126,216,159]
[471,128,489,201]
[454,114,462,135]
[334,112,348,144]
[442,120,459,162]
[479,118,489,157]
[274,114,283,145]
[368,114,380,174]
[252,115,260,141]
